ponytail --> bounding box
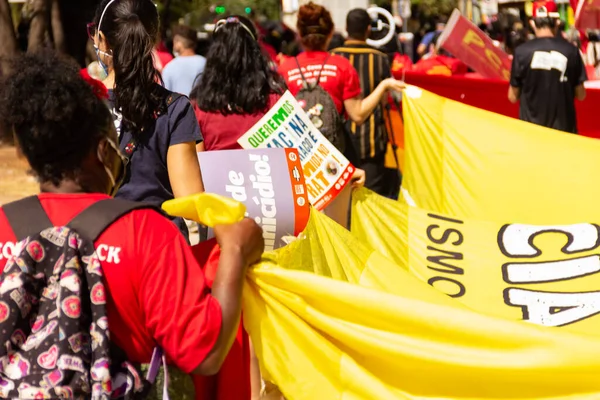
[94,0,163,133]
[113,16,162,132]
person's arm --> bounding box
[344,78,406,125]
[195,219,264,375]
[573,50,588,101]
[575,84,586,101]
[508,86,521,104]
[167,142,204,196]
[508,50,523,104]
[137,211,263,376]
[167,98,205,195]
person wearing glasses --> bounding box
[88,0,204,239]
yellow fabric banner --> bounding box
[163,82,600,398]
[401,86,600,224]
[244,210,600,400]
[352,188,600,334]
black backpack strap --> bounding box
[123,90,184,158]
[295,55,331,90]
[68,199,159,242]
[315,54,330,86]
[3,196,53,241]
[294,56,310,87]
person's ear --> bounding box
[529,19,536,32]
[96,138,111,165]
[98,31,111,53]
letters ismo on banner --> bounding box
[238,91,354,211]
[198,148,310,251]
[421,211,600,330]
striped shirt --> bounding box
[331,41,391,160]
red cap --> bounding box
[532,1,560,18]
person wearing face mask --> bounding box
[162,25,207,96]
[0,50,264,398]
[88,0,205,240]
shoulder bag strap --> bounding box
[68,199,160,242]
[3,196,53,241]
[315,54,331,86]
[294,56,310,87]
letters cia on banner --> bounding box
[237,91,354,211]
[198,148,310,251]
[352,188,600,335]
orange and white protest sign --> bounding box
[237,91,354,211]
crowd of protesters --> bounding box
[0,0,591,399]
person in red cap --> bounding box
[508,0,587,133]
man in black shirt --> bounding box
[332,8,400,199]
[508,0,587,133]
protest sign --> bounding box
[437,8,511,80]
[198,148,310,251]
[237,91,354,211]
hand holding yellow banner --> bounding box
[246,210,600,400]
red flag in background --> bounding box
[575,0,600,30]
[437,9,512,80]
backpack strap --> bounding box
[3,196,53,241]
[294,56,310,87]
[315,54,330,86]
[294,55,331,90]
[68,199,159,242]
[123,90,184,158]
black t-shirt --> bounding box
[510,37,587,133]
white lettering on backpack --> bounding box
[96,245,122,264]
[0,242,15,260]
[0,242,121,264]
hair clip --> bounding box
[214,17,257,40]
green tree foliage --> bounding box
[371,0,458,18]
[157,0,281,27]
[414,0,458,17]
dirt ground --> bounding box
[0,145,37,205]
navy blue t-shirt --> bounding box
[108,88,202,235]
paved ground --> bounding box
[0,145,37,205]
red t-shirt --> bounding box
[0,193,221,375]
[194,94,281,151]
[278,51,362,114]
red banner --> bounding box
[437,8,512,81]
[575,0,600,30]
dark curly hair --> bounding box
[192,16,285,115]
[0,50,112,186]
[297,2,334,51]
[94,0,163,132]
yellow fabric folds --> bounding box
[165,84,600,399]
[401,86,600,224]
[244,211,600,400]
[352,188,600,334]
